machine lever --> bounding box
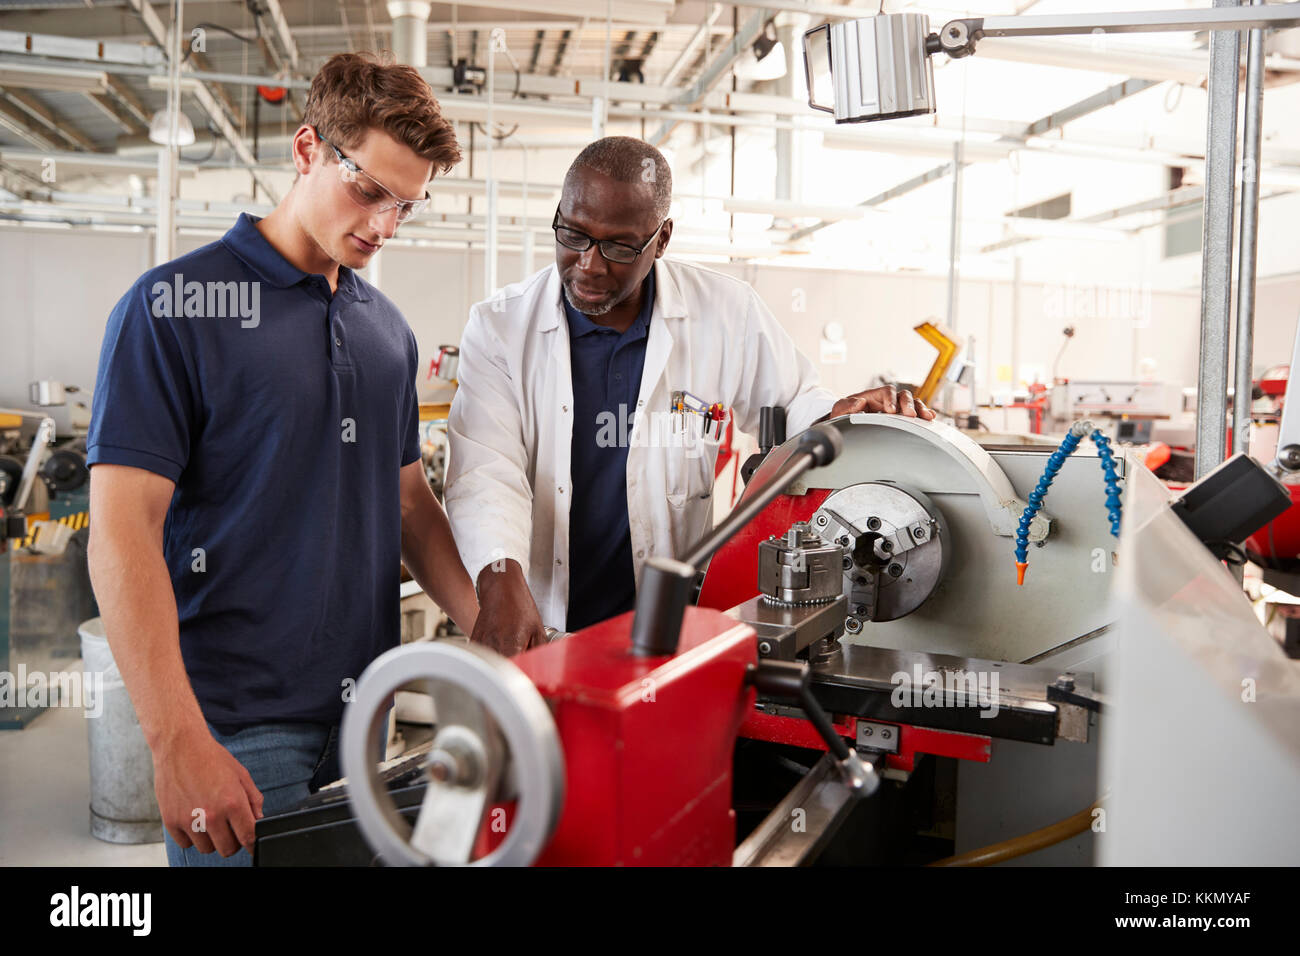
[1046,682,1106,714]
[741,406,788,486]
[749,660,879,796]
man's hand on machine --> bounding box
[472,560,548,657]
[151,724,264,857]
[824,385,936,422]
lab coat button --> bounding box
[636,549,645,558]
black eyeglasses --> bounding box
[314,126,430,224]
[552,208,667,264]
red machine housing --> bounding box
[510,607,756,866]
[1247,363,1300,563]
[1246,484,1300,564]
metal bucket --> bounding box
[78,618,162,844]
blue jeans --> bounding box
[164,721,339,867]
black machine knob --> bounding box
[42,448,89,493]
[741,406,790,486]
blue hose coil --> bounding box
[1092,431,1123,537]
[1014,427,1123,568]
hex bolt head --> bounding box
[880,540,893,553]
[759,641,772,655]
[863,726,874,736]
[842,556,853,570]
[912,525,927,540]
[867,516,882,531]
[881,729,892,740]
[1055,673,1076,691]
[426,751,456,783]
[854,604,867,616]
[837,535,850,546]
[888,563,903,577]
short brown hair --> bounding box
[303,52,462,174]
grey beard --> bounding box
[563,279,619,316]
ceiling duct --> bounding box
[387,1,431,68]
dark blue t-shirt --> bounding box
[563,271,654,632]
[86,213,421,732]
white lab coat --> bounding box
[445,257,835,629]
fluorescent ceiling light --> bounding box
[0,67,106,94]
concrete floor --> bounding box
[0,675,166,866]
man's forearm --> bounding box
[401,495,479,636]
[87,530,208,752]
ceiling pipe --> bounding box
[388,1,432,67]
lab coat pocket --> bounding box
[663,429,720,502]
[666,485,713,557]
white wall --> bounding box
[0,228,153,411]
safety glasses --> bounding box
[314,126,430,224]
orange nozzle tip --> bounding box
[1015,562,1028,586]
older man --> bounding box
[446,136,933,656]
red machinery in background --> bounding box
[1245,363,1300,568]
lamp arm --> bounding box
[938,3,1300,58]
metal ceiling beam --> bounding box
[103,73,151,127]
[0,86,96,149]
[1024,77,1159,137]
[361,0,380,52]
[528,29,545,74]
[261,0,300,72]
[549,29,572,76]
[85,89,145,133]
[0,145,200,174]
[188,49,253,127]
[637,30,659,63]
[336,0,358,52]
[0,96,62,151]
[1079,186,1205,223]
[648,9,765,146]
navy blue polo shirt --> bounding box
[86,213,421,732]
[564,270,655,632]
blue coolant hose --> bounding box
[1014,420,1123,585]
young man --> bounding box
[85,53,478,866]
[446,136,934,657]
